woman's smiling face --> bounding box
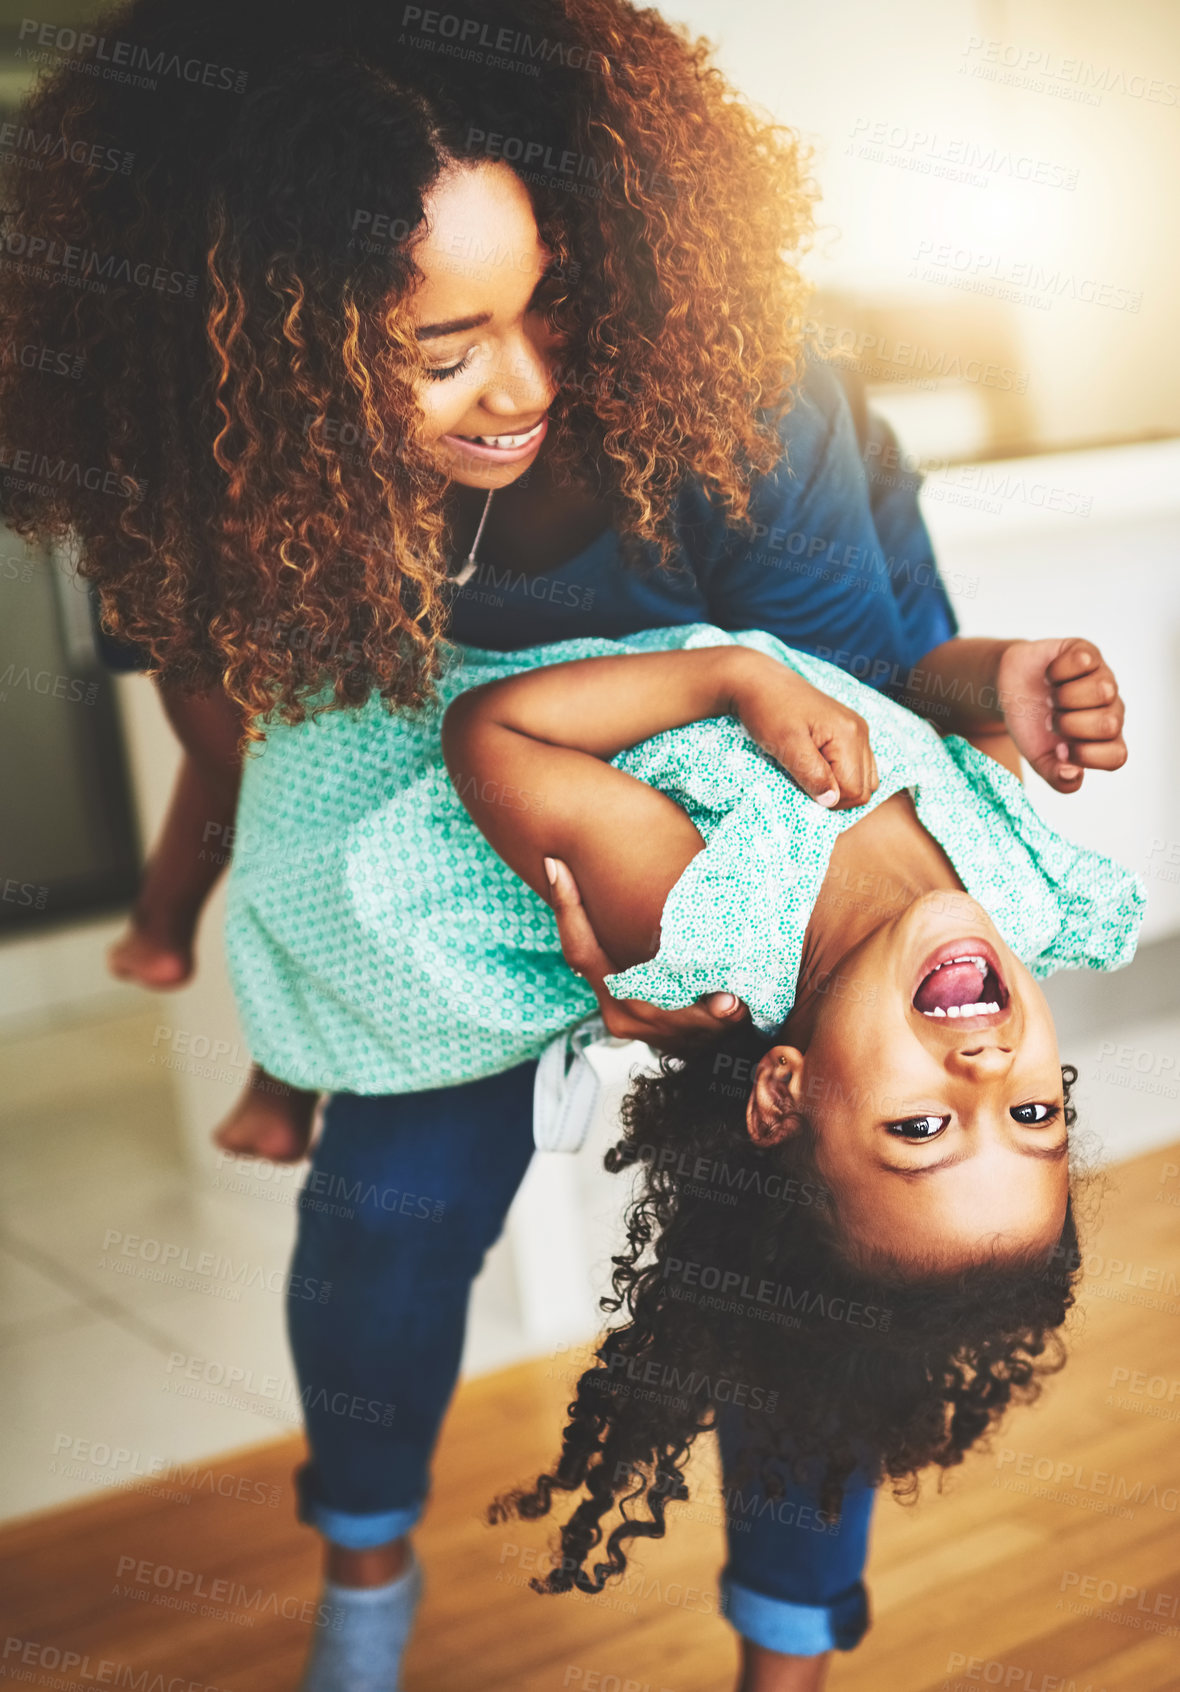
[407,160,567,489]
[748,891,1070,1272]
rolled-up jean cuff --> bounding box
[719,1572,869,1655]
[295,1463,425,1550]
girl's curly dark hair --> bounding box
[491,1022,1089,1597]
[0,0,816,732]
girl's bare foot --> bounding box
[108,911,196,990]
[213,1067,319,1164]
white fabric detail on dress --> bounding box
[533,1014,636,1153]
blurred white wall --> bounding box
[920,437,1180,944]
[669,0,1180,450]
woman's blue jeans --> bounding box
[287,1060,873,1656]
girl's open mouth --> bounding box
[912,937,1010,1024]
[441,416,548,463]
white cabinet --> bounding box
[922,439,1180,943]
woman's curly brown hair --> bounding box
[0,0,816,731]
[491,1022,1090,1598]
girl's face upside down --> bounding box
[749,890,1069,1274]
[407,160,566,490]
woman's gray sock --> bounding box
[298,1553,424,1692]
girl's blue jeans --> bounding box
[287,1060,873,1657]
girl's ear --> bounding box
[746,1046,806,1147]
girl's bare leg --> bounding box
[108,752,230,987]
[110,680,244,987]
[213,1064,320,1163]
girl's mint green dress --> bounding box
[224,624,1146,1095]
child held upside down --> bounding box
[221,616,1142,1596]
[108,619,1130,1161]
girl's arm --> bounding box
[441,646,874,969]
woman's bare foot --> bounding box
[328,1537,410,1588]
[737,1644,831,1692]
[108,910,196,990]
[213,1067,319,1164]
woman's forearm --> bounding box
[892,638,1011,735]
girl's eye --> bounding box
[885,1115,949,1141]
[1010,1102,1061,1125]
[424,350,475,383]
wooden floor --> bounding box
[3,1144,1180,1692]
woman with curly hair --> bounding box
[0,1,1124,1686]
[2,0,967,1175]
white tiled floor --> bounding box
[1063,1013,1180,1166]
[1,997,1178,1526]
[0,1005,530,1524]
